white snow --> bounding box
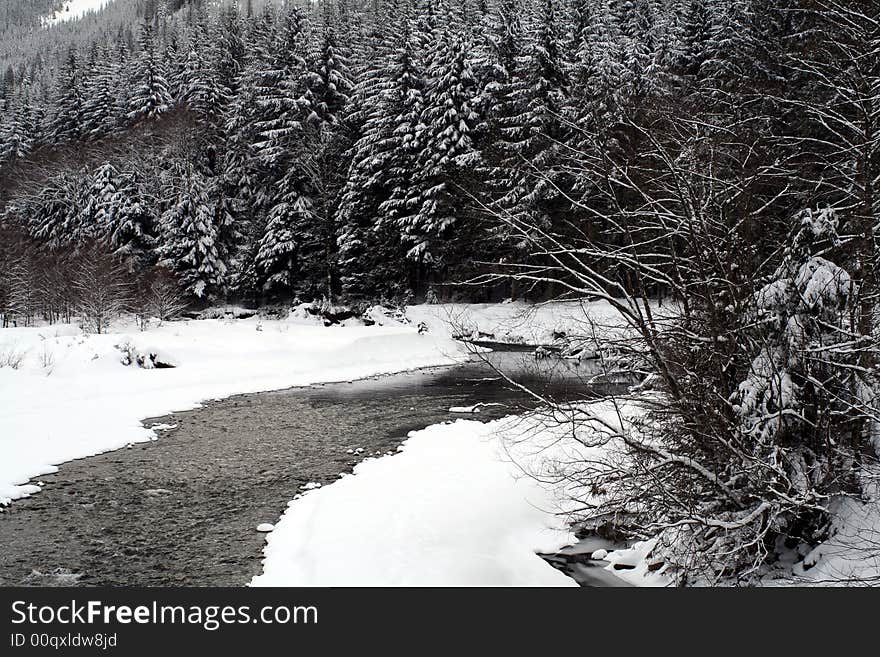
[786,484,880,586]
[250,393,676,587]
[252,418,579,587]
[0,314,469,505]
[406,299,639,346]
[43,0,112,26]
[603,539,669,587]
[256,523,275,533]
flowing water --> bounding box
[0,349,628,587]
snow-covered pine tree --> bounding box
[294,0,354,297]
[253,170,307,294]
[565,0,612,129]
[179,14,231,125]
[29,170,96,248]
[49,49,86,143]
[158,167,232,299]
[81,44,122,140]
[336,0,423,299]
[90,163,157,264]
[221,5,279,296]
[249,3,312,294]
[620,0,664,100]
[163,19,188,101]
[215,4,247,99]
[127,21,173,122]
[698,0,765,99]
[401,10,479,267]
[500,0,568,229]
[0,79,37,164]
[474,0,524,189]
[676,0,713,76]
[252,3,310,168]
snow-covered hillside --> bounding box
[43,0,113,26]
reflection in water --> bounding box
[293,348,635,587]
[295,348,630,422]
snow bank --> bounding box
[407,299,639,346]
[251,398,674,587]
[0,316,469,505]
[252,419,578,587]
[787,488,880,585]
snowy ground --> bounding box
[252,419,577,586]
[787,484,880,586]
[251,402,669,587]
[1,299,627,507]
[8,298,870,586]
[0,298,672,587]
[0,312,470,505]
[250,386,880,587]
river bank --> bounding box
[0,353,617,586]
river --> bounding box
[0,348,627,586]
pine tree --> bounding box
[500,0,568,226]
[29,170,95,248]
[127,22,173,122]
[158,167,232,299]
[401,15,479,264]
[337,0,423,298]
[253,170,307,293]
[295,0,354,297]
[49,49,86,143]
[252,3,310,166]
[249,3,312,294]
[90,163,157,263]
[216,4,248,99]
[474,0,524,181]
[179,15,231,125]
[0,79,37,164]
[82,45,122,140]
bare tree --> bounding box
[72,244,132,334]
[469,96,880,583]
[146,267,189,323]
[782,1,880,455]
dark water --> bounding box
[0,350,627,587]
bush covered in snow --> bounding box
[586,209,877,583]
[115,338,179,369]
[519,203,880,584]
